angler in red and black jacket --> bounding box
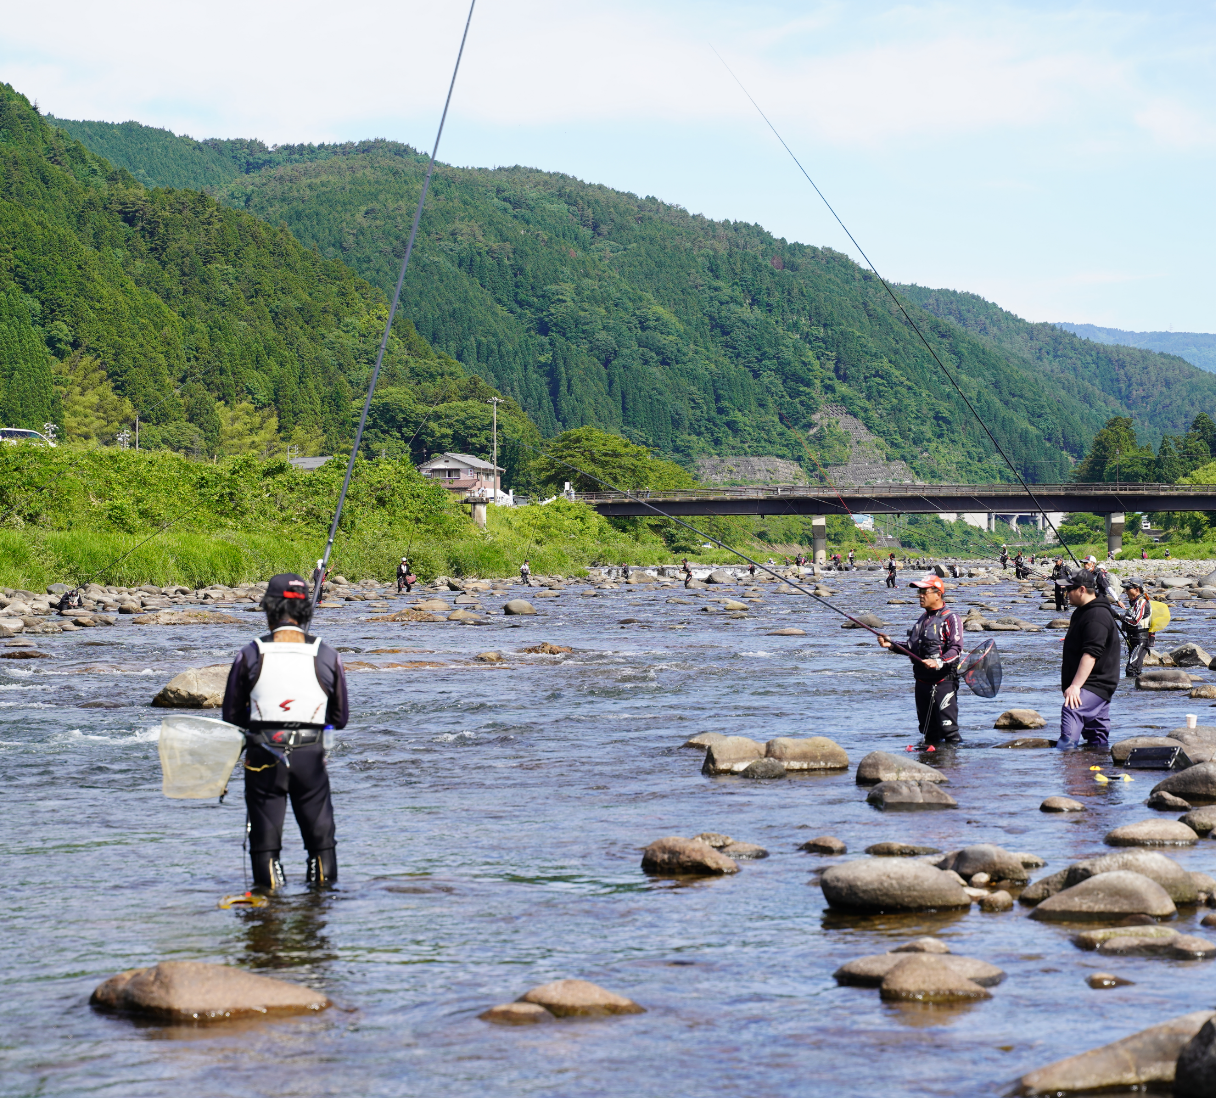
[879,573,964,744]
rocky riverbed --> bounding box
[5,559,1216,1096]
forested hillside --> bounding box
[53,116,1143,484]
[1056,323,1216,375]
[898,285,1216,448]
[0,87,532,464]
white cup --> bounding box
[1187,714,1198,729]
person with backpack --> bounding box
[1119,578,1153,679]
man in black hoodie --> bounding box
[1056,571,1120,749]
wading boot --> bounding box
[307,849,338,888]
[252,851,285,891]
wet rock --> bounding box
[1016,1011,1215,1096]
[523,642,572,654]
[691,832,731,848]
[502,599,536,616]
[681,732,727,751]
[891,938,951,954]
[841,612,887,630]
[1177,1018,1216,1097]
[866,781,958,809]
[1041,796,1086,812]
[800,836,847,855]
[640,837,739,876]
[740,757,787,780]
[980,889,1014,912]
[447,609,481,623]
[1170,935,1216,959]
[705,570,733,584]
[993,708,1047,729]
[1147,790,1193,810]
[855,750,948,785]
[720,841,769,859]
[1030,870,1177,921]
[1016,853,1047,868]
[1067,850,1199,904]
[1151,763,1216,803]
[476,651,504,663]
[833,952,1003,987]
[1075,925,1179,950]
[1088,972,1134,989]
[1105,819,1199,847]
[938,845,1029,883]
[879,954,992,1002]
[1193,872,1216,903]
[518,979,645,1017]
[1179,805,1216,834]
[479,1001,553,1025]
[1137,668,1196,690]
[701,736,765,774]
[1171,642,1215,668]
[764,736,848,771]
[1191,684,1216,699]
[994,737,1054,749]
[90,961,329,1019]
[131,610,244,625]
[625,572,657,585]
[151,665,229,709]
[765,627,806,636]
[1112,736,1192,765]
[820,858,971,913]
[1018,868,1070,905]
[865,842,941,856]
[414,598,451,611]
[1047,617,1071,629]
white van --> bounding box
[0,428,55,446]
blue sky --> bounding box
[4,0,1213,331]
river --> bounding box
[4,569,1214,1096]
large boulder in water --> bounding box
[519,979,644,1017]
[841,612,887,630]
[701,736,764,774]
[834,951,1004,988]
[820,858,971,913]
[764,736,848,770]
[856,750,948,785]
[1152,763,1216,804]
[1105,819,1199,846]
[641,837,739,876]
[90,961,329,1019]
[151,665,229,708]
[705,569,733,584]
[1064,850,1199,904]
[878,954,991,1003]
[502,599,536,615]
[1029,870,1177,921]
[937,844,1029,883]
[1180,805,1216,835]
[1177,1018,1216,1097]
[1171,642,1214,668]
[866,781,958,810]
[1017,1011,1215,1096]
[1137,669,1195,690]
[1111,736,1190,764]
[993,708,1046,729]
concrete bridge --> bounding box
[576,483,1216,563]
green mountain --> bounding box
[0,86,530,466]
[52,116,1163,484]
[897,285,1216,449]
[1056,322,1216,375]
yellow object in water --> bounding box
[1149,600,1171,634]
[1120,774,1134,781]
[1094,773,1111,783]
[218,891,269,909]
[1090,765,1103,771]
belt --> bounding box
[247,726,323,748]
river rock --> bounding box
[479,1001,553,1024]
[151,665,229,709]
[640,837,739,875]
[994,737,1053,749]
[1075,925,1179,950]
[892,938,951,953]
[626,572,657,584]
[1088,972,1134,989]
[447,609,481,623]
[979,890,1014,912]
[1112,736,1191,764]
[841,612,887,630]
[1137,669,1196,690]
[855,751,948,785]
[1047,617,1071,629]
[1177,1018,1216,1097]
[867,781,958,809]
[800,835,847,855]
[878,954,992,1002]
[720,841,769,859]
[1066,850,1199,904]
[833,951,1004,987]
[1152,762,1216,803]
[131,610,244,625]
[764,736,848,770]
[820,858,971,912]
[740,758,787,780]
[701,736,765,774]
[1017,1011,1215,1096]
[518,979,644,1017]
[1041,796,1086,812]
[90,961,329,1019]
[502,599,536,615]
[1147,790,1193,810]
[523,642,572,654]
[1171,642,1215,668]
[865,842,941,856]
[705,570,733,584]
[1191,684,1216,699]
[1179,805,1216,834]
[1105,819,1200,846]
[1030,870,1177,921]
[766,627,807,636]
[938,844,1029,883]
[681,731,727,750]
[993,708,1047,729]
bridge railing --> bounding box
[572,482,1190,503]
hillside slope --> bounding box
[51,117,1141,483]
[1056,322,1216,375]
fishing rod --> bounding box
[310,0,477,609]
[710,48,1081,571]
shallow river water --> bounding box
[5,569,1216,1097]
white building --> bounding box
[417,452,504,497]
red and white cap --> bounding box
[909,573,944,592]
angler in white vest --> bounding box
[222,573,349,890]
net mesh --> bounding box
[961,639,1002,698]
[158,716,245,799]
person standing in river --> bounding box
[1056,570,1120,749]
[396,557,413,594]
[877,573,964,745]
[1050,556,1070,611]
[886,553,898,588]
[1119,578,1153,680]
[520,559,532,586]
[222,573,349,889]
[1000,545,1009,570]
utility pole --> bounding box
[487,397,502,499]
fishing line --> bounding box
[710,46,1081,570]
[311,0,477,608]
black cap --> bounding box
[266,573,309,600]
[1056,571,1096,591]
[1123,577,1146,590]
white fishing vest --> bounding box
[250,638,329,726]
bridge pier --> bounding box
[465,499,488,529]
[987,512,996,533]
[811,514,827,565]
[1106,512,1125,558]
